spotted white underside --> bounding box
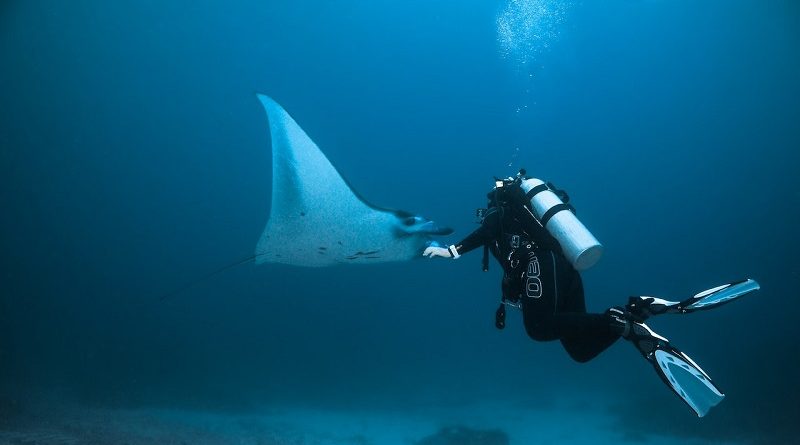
[255,95,430,267]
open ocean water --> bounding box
[1,1,799,444]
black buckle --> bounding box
[495,303,506,330]
[510,235,520,249]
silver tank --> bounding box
[520,178,603,271]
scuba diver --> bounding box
[423,169,759,417]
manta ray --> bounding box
[254,94,452,267]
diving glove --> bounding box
[423,245,460,259]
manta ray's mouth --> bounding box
[417,220,453,236]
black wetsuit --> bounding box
[453,205,620,363]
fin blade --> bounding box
[653,347,725,417]
[681,279,760,312]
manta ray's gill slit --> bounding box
[344,250,383,260]
[353,250,381,256]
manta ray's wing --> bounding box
[255,95,448,267]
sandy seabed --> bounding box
[0,398,742,445]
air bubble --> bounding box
[497,0,571,69]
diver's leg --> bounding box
[558,322,621,362]
[520,249,620,361]
[555,272,621,362]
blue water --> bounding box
[1,1,798,443]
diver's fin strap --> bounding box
[540,203,574,226]
[626,296,682,320]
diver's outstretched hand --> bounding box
[423,246,450,258]
[423,245,460,259]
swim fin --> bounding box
[626,279,760,322]
[625,321,725,417]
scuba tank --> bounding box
[519,177,603,271]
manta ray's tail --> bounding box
[158,254,261,301]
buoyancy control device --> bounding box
[484,170,603,271]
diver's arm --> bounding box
[451,221,495,256]
[423,212,498,259]
[454,209,501,254]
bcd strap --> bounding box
[476,208,488,223]
[524,183,550,200]
[526,182,571,205]
[482,244,489,271]
[540,203,573,226]
[495,303,506,330]
[546,182,570,204]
